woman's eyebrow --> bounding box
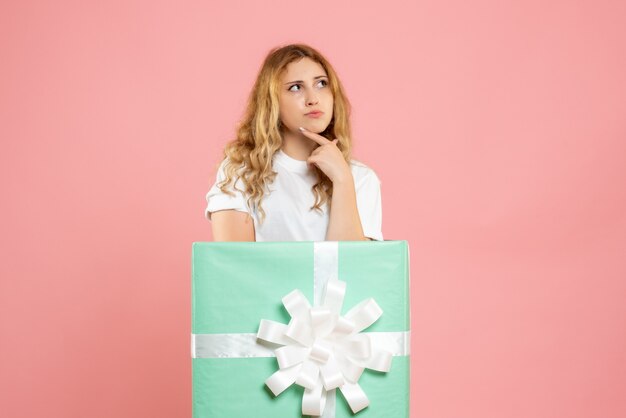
[284,75,328,85]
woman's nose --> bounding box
[306,91,319,105]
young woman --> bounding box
[204,44,383,242]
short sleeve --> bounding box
[355,169,383,241]
[204,159,250,221]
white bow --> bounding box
[256,278,392,416]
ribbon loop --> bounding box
[302,381,327,416]
[275,345,309,369]
[319,355,345,390]
[344,298,383,333]
[338,334,371,359]
[330,316,355,338]
[285,318,314,347]
[310,307,335,338]
[310,342,331,364]
[282,290,311,320]
[265,364,301,396]
[295,359,320,390]
[339,382,370,414]
[257,319,292,345]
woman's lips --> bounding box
[305,111,323,118]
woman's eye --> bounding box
[288,79,328,92]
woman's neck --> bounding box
[281,129,318,161]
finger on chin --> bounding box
[299,127,330,145]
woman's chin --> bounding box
[303,120,330,133]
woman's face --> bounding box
[278,57,334,135]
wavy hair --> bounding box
[215,43,353,225]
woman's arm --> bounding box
[211,210,255,241]
[326,175,368,241]
[298,127,370,241]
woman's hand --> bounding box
[299,127,352,184]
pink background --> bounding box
[1,1,625,417]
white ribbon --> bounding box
[256,241,395,416]
[192,331,409,359]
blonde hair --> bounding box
[215,43,353,225]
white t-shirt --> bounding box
[204,149,383,241]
